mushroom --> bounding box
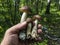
[31,15,41,39]
[19,6,31,40]
[26,18,32,39]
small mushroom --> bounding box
[19,6,31,40]
[26,18,32,39]
[31,15,41,39]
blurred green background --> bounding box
[0,0,60,45]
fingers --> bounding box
[37,24,43,34]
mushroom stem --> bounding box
[20,12,27,23]
[27,23,32,39]
[25,18,32,39]
[31,19,38,38]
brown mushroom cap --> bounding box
[19,6,31,13]
[26,18,32,23]
[33,15,41,20]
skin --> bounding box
[1,21,42,45]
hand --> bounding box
[1,21,43,45]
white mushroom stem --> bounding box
[20,12,27,23]
[31,19,38,38]
[27,23,32,39]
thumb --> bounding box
[6,21,27,34]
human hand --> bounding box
[1,21,43,45]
